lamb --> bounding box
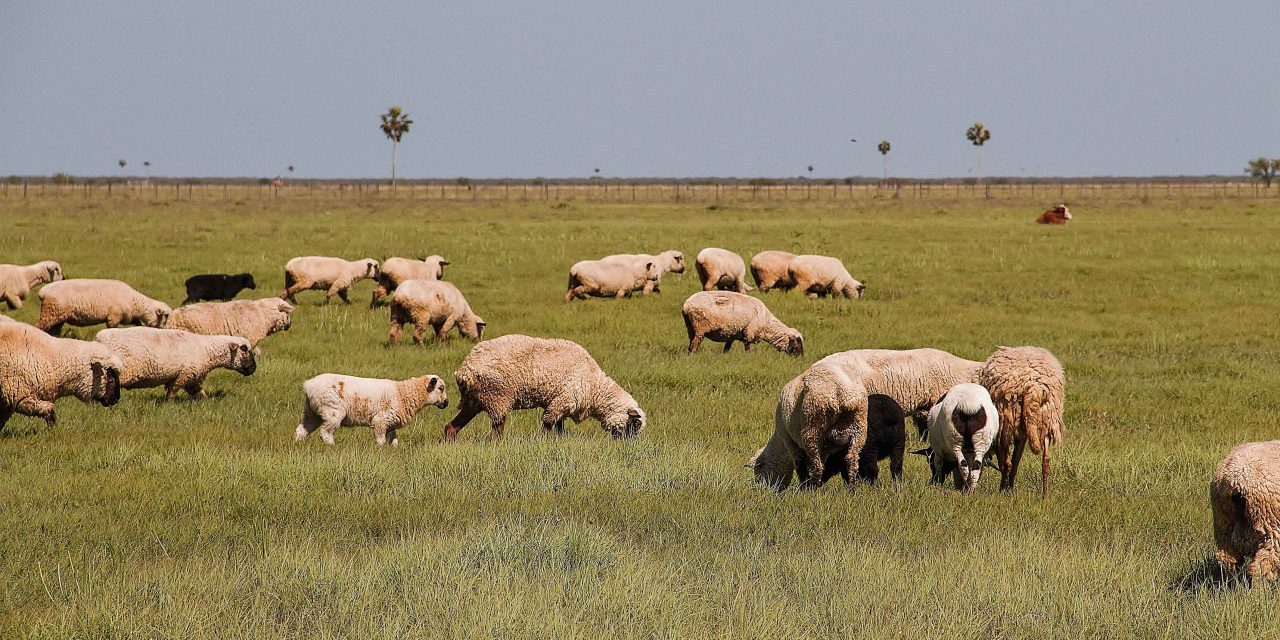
[294,372,448,446]
[681,291,802,355]
[37,279,172,335]
[165,297,293,350]
[0,261,63,309]
[787,255,865,299]
[695,248,752,292]
[978,346,1066,497]
[565,259,656,302]
[388,279,486,345]
[1211,440,1280,583]
[922,383,1000,493]
[182,273,257,305]
[94,327,256,400]
[0,321,121,430]
[601,250,685,294]
[444,334,645,441]
[281,256,379,304]
[749,251,797,291]
[369,255,448,308]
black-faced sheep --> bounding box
[294,373,448,446]
[0,261,63,309]
[388,279,486,345]
[37,279,172,335]
[787,255,865,299]
[0,322,121,430]
[165,297,293,351]
[565,260,656,302]
[94,327,256,400]
[1212,440,1280,584]
[695,248,752,292]
[370,255,448,308]
[182,273,257,305]
[681,291,802,355]
[281,256,379,304]
[749,251,797,292]
[600,250,685,294]
[923,382,1000,493]
[979,346,1066,497]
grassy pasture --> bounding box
[1,194,1279,638]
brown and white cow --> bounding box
[1036,204,1072,225]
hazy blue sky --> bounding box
[1,1,1275,179]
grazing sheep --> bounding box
[681,291,802,355]
[294,373,448,446]
[182,273,257,305]
[0,322,121,430]
[979,346,1066,497]
[695,248,752,292]
[923,383,1000,493]
[749,251,797,292]
[444,334,645,441]
[565,259,656,302]
[94,327,256,400]
[37,279,172,335]
[788,255,865,299]
[0,261,63,309]
[281,256,379,304]
[1212,441,1280,583]
[370,255,448,308]
[388,279,486,345]
[166,297,293,350]
[794,394,907,486]
[1035,204,1072,225]
[750,348,983,490]
[601,250,686,294]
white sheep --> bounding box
[281,256,379,304]
[749,251,797,292]
[600,250,686,294]
[444,334,645,440]
[0,261,63,309]
[681,291,802,355]
[294,372,448,446]
[565,259,656,302]
[979,346,1066,497]
[166,297,293,351]
[37,279,172,335]
[923,383,1000,493]
[0,321,122,429]
[695,248,752,292]
[388,279,486,345]
[370,255,448,308]
[94,327,256,400]
[1212,440,1280,583]
[787,255,865,299]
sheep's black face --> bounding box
[97,365,121,407]
[786,335,804,356]
[235,345,257,376]
[242,274,257,290]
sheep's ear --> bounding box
[645,262,655,272]
[426,376,440,392]
[439,260,450,266]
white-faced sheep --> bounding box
[695,248,752,292]
[369,255,448,308]
[0,322,121,430]
[444,334,645,441]
[1211,440,1280,584]
[921,383,1000,493]
[681,291,802,355]
[601,250,686,294]
[166,297,293,350]
[749,251,797,292]
[281,256,379,304]
[388,279,486,345]
[0,261,63,309]
[37,279,172,335]
[565,259,656,302]
[94,327,256,400]
[978,346,1066,497]
[294,373,448,446]
[787,255,865,299]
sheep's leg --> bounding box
[294,404,323,441]
[372,419,390,446]
[889,442,905,482]
[164,383,181,401]
[324,281,345,304]
[0,406,11,431]
[13,398,56,428]
[444,403,481,442]
[437,317,457,341]
[688,334,703,353]
[370,285,388,309]
[388,317,403,345]
[319,420,340,445]
[184,382,207,400]
[3,293,21,309]
[1007,436,1027,491]
[722,339,734,353]
[857,454,879,485]
[105,312,123,328]
[541,405,568,436]
[387,428,400,447]
[281,281,308,304]
[489,414,507,440]
[994,438,1012,491]
[741,341,751,352]
[336,288,351,304]
[1249,541,1280,584]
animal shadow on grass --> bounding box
[1168,555,1252,594]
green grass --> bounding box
[2,195,1280,638]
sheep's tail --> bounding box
[1041,432,1051,499]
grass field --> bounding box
[2,194,1279,638]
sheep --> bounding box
[681,291,802,355]
[444,334,645,441]
[369,255,448,308]
[94,327,256,400]
[294,373,448,446]
[787,255,865,299]
[782,394,907,486]
[165,297,293,351]
[1211,440,1280,584]
[978,346,1066,497]
[388,279,486,345]
[281,256,379,304]
[565,259,656,302]
[0,261,63,309]
[749,251,797,292]
[749,348,984,490]
[182,273,257,305]
[0,321,121,430]
[37,279,172,335]
[601,250,685,294]
[0,314,15,323]
[695,248,752,292]
[922,383,1000,493]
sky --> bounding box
[1,1,1275,179]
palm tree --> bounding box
[379,106,413,189]
[118,159,127,182]
[1246,157,1279,188]
[966,122,991,182]
[143,161,151,182]
[878,141,891,179]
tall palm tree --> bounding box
[966,122,991,182]
[143,161,151,182]
[878,140,891,179]
[379,106,413,190]
[118,159,127,182]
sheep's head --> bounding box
[90,357,122,407]
[427,255,449,279]
[844,279,866,299]
[748,438,795,490]
[151,304,173,327]
[784,330,804,356]
[423,375,448,409]
[666,251,686,274]
[604,406,645,439]
[462,315,487,341]
[43,261,64,283]
[230,340,256,375]
[240,273,257,290]
[363,259,380,279]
